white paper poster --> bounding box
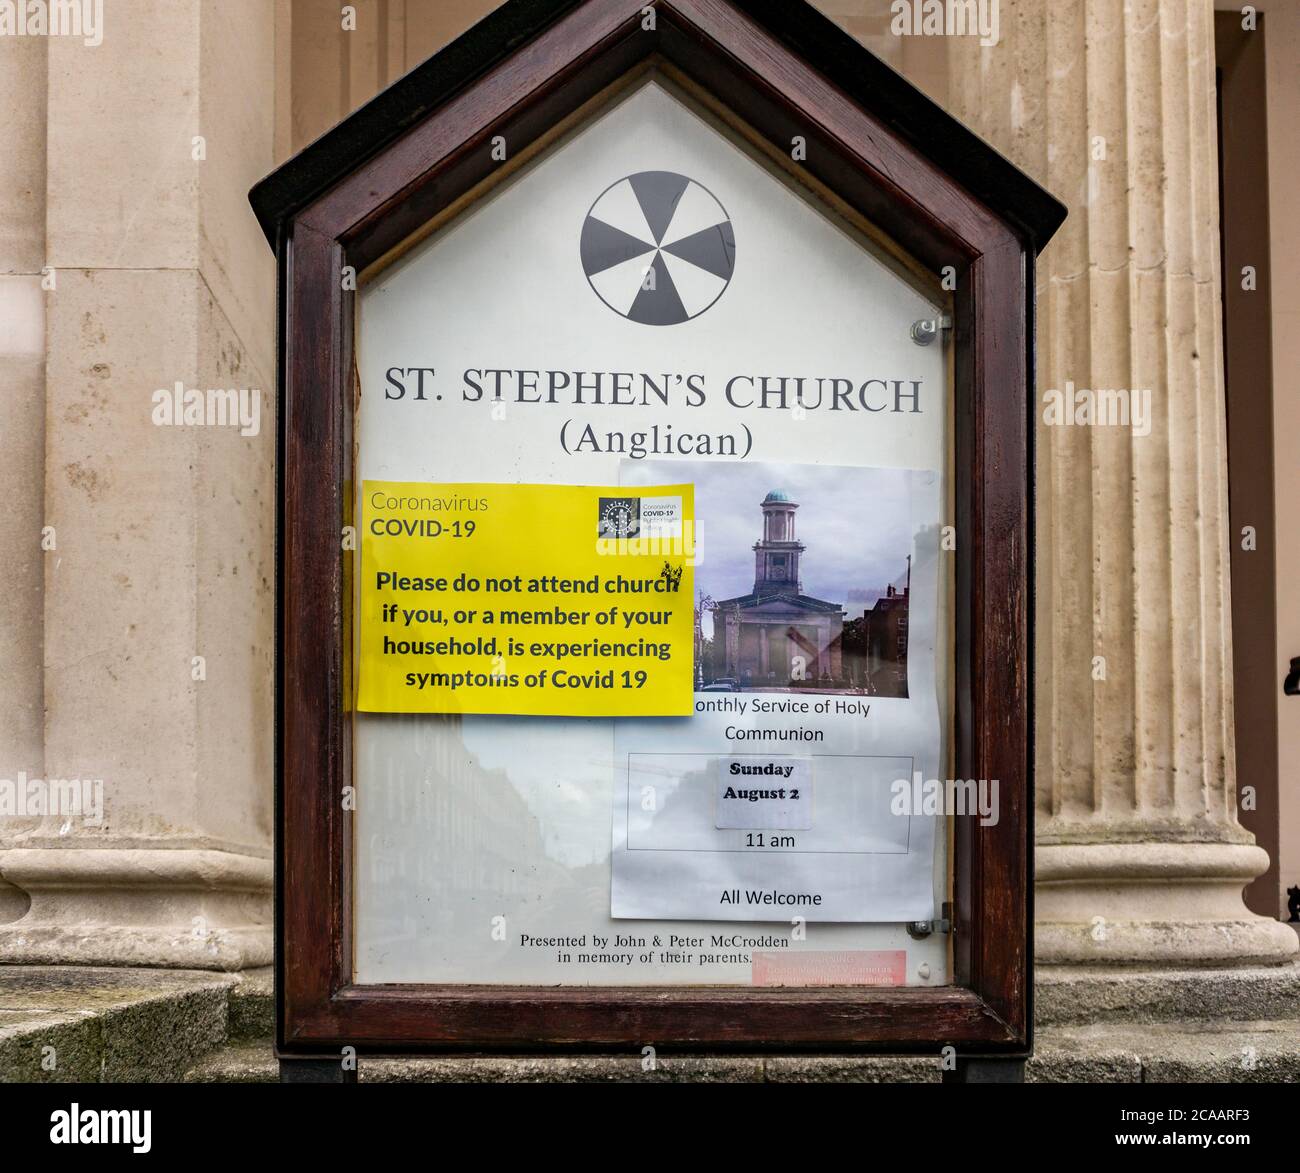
[611,462,941,922]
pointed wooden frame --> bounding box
[261,0,1062,1056]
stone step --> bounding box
[224,966,273,1041]
[0,965,271,1082]
[1034,1020,1300,1082]
[6,962,1298,1082]
[184,1019,1300,1083]
[1035,962,1300,1026]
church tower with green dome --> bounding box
[754,489,804,597]
[714,489,846,687]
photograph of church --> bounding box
[714,490,848,688]
[711,487,912,695]
[623,460,917,696]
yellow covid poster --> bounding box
[358,481,695,716]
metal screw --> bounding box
[911,319,939,346]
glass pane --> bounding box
[352,76,954,987]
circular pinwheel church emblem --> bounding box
[580,171,735,325]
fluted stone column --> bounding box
[0,1,277,969]
[949,0,1296,965]
[0,19,49,929]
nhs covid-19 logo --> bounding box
[580,171,735,326]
